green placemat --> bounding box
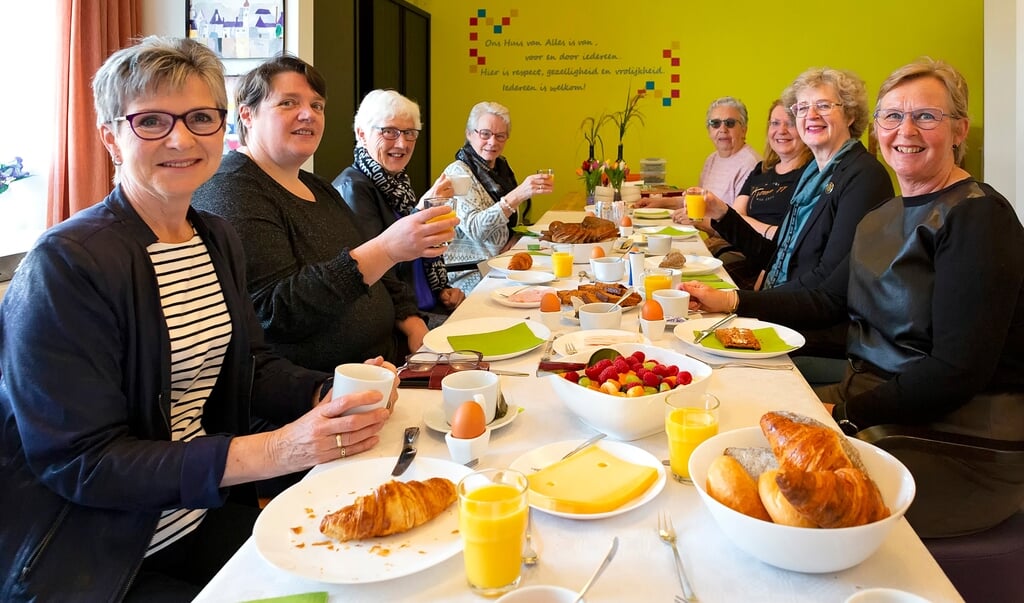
[241,593,328,603]
[447,322,544,357]
[694,327,795,353]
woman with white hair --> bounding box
[334,89,466,319]
[444,101,553,256]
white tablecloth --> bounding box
[194,215,962,603]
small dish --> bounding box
[423,398,520,434]
[507,270,557,285]
[486,252,553,274]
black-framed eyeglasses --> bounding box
[790,101,844,118]
[873,107,953,131]
[112,108,227,141]
[707,118,739,129]
[473,128,508,142]
[401,350,483,371]
[374,126,421,141]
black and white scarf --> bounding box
[455,141,527,227]
[353,146,448,304]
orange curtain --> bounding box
[48,0,140,226]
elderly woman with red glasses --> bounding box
[443,101,553,256]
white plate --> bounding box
[486,252,553,274]
[506,270,557,285]
[552,329,646,356]
[674,316,806,359]
[508,440,666,520]
[559,303,639,325]
[632,208,672,220]
[645,254,724,276]
[490,286,557,308]
[422,317,551,361]
[253,457,472,584]
[638,225,698,240]
[423,402,521,433]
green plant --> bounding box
[579,114,608,161]
[607,88,646,161]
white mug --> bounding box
[647,234,673,255]
[450,174,472,195]
[578,302,623,330]
[333,363,396,415]
[652,288,691,319]
[442,370,499,423]
[591,257,626,282]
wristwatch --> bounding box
[833,405,860,436]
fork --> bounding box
[564,341,577,355]
[522,508,539,566]
[658,512,697,602]
[704,361,795,370]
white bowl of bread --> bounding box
[688,411,915,573]
[547,343,712,441]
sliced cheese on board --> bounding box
[527,446,658,514]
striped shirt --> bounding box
[146,234,232,556]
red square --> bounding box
[477,56,486,65]
[671,74,680,83]
[469,32,478,41]
[663,49,672,58]
[671,89,680,98]
[469,48,477,57]
[671,58,680,67]
[502,17,510,25]
[470,17,478,26]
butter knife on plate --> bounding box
[391,426,420,477]
[693,313,738,344]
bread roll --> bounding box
[706,455,771,522]
[757,469,817,528]
[507,252,533,271]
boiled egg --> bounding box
[590,246,606,259]
[450,401,487,438]
[540,292,562,312]
[620,215,632,227]
[641,299,665,321]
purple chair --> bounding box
[857,425,1024,602]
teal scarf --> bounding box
[763,139,858,288]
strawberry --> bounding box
[584,365,603,380]
[677,371,693,385]
[563,371,580,383]
[598,366,619,384]
[642,371,661,387]
[631,351,646,362]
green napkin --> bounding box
[634,209,671,219]
[241,593,328,603]
[513,225,541,236]
[447,322,544,356]
[652,226,693,236]
[695,327,795,353]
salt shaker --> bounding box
[627,247,645,287]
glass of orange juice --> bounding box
[551,251,574,278]
[665,392,720,483]
[643,267,672,300]
[684,187,706,222]
[422,196,458,246]
[458,469,529,596]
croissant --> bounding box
[319,477,457,541]
[759,411,860,472]
[774,467,890,528]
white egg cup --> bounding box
[445,426,491,465]
[640,317,667,340]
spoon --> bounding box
[574,536,619,603]
[608,286,636,311]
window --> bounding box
[0,4,57,263]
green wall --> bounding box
[419,0,983,218]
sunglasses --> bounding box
[707,118,739,129]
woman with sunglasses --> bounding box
[684,58,1024,538]
[442,101,554,256]
[0,38,394,601]
[334,89,467,326]
[194,57,455,371]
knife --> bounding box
[537,361,586,373]
[693,313,738,344]
[534,334,559,377]
[391,426,420,477]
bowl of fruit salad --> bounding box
[547,343,712,440]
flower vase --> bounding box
[613,188,622,201]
